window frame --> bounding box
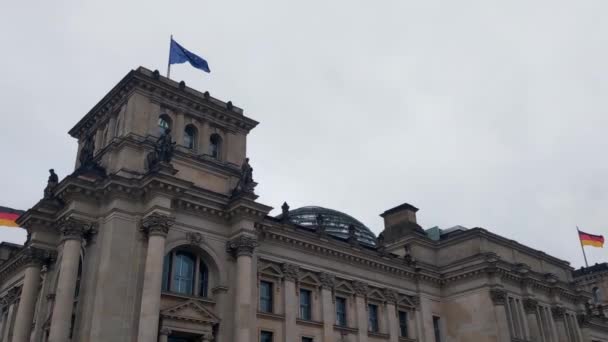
[183,124,197,150]
[158,115,171,135]
[335,296,347,327]
[368,303,379,333]
[398,310,409,338]
[209,133,222,159]
[259,280,274,313]
[299,288,312,321]
[161,248,210,298]
[260,330,274,342]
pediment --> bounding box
[161,299,220,324]
[258,263,283,278]
[335,281,355,294]
[299,272,320,286]
[368,288,386,302]
[398,295,415,308]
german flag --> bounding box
[578,229,604,248]
[0,206,24,228]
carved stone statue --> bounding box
[43,169,59,199]
[147,129,176,170]
[281,202,290,222]
[75,135,106,177]
[232,158,256,196]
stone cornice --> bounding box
[0,246,56,281]
[69,67,258,140]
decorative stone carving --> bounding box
[383,288,398,303]
[44,169,59,199]
[352,280,368,297]
[187,232,203,245]
[410,295,421,308]
[57,217,95,241]
[159,327,172,336]
[523,297,538,314]
[281,263,300,282]
[0,287,21,308]
[147,129,176,170]
[232,158,256,197]
[489,288,506,305]
[319,272,336,289]
[551,306,566,320]
[281,202,290,223]
[141,213,174,237]
[226,235,258,257]
[22,246,55,267]
[76,135,106,176]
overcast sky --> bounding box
[1,0,607,268]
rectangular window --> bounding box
[336,297,347,327]
[260,331,273,342]
[260,281,273,313]
[433,316,442,342]
[368,304,379,333]
[300,289,312,320]
[301,337,313,342]
[399,311,408,337]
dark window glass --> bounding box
[300,289,312,320]
[210,134,222,159]
[336,297,347,326]
[158,116,170,134]
[184,125,196,149]
[302,337,313,342]
[433,316,442,342]
[199,262,208,297]
[260,281,273,313]
[368,304,379,333]
[260,330,273,342]
[593,287,601,304]
[173,252,195,294]
[162,253,171,291]
[399,311,408,337]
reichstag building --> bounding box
[1,67,607,342]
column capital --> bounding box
[141,213,174,238]
[0,286,21,309]
[383,288,398,304]
[319,272,336,290]
[159,327,172,336]
[523,297,538,314]
[22,246,55,267]
[226,235,258,257]
[551,305,566,320]
[352,280,368,297]
[281,263,300,282]
[489,288,507,306]
[57,217,96,242]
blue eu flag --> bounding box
[169,38,211,73]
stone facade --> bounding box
[0,66,607,342]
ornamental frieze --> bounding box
[319,272,336,289]
[281,263,300,282]
[352,280,368,297]
[383,288,398,303]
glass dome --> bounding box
[277,206,376,246]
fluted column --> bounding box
[320,273,336,342]
[551,306,568,342]
[282,263,299,342]
[523,298,541,342]
[384,289,399,342]
[227,235,258,342]
[1,287,19,342]
[489,288,511,342]
[49,218,92,342]
[353,281,369,342]
[12,247,52,342]
[137,213,173,342]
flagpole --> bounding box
[167,34,173,79]
[577,226,589,267]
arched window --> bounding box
[158,115,171,135]
[209,134,222,159]
[593,287,601,304]
[184,125,197,150]
[162,248,210,297]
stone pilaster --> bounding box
[384,289,399,342]
[523,297,541,342]
[227,235,258,342]
[137,213,174,342]
[353,280,368,342]
[282,263,300,342]
[12,247,53,342]
[49,218,92,342]
[319,272,336,342]
[551,306,568,342]
[489,288,511,342]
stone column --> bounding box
[319,273,336,342]
[353,281,368,342]
[282,263,300,342]
[49,219,91,342]
[159,327,171,342]
[489,288,511,342]
[1,287,19,342]
[551,306,568,342]
[227,235,258,342]
[200,121,210,155]
[12,248,52,342]
[175,113,185,146]
[384,289,399,342]
[137,213,173,342]
[523,298,541,342]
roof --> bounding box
[573,263,608,277]
[276,206,377,246]
[380,203,419,217]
